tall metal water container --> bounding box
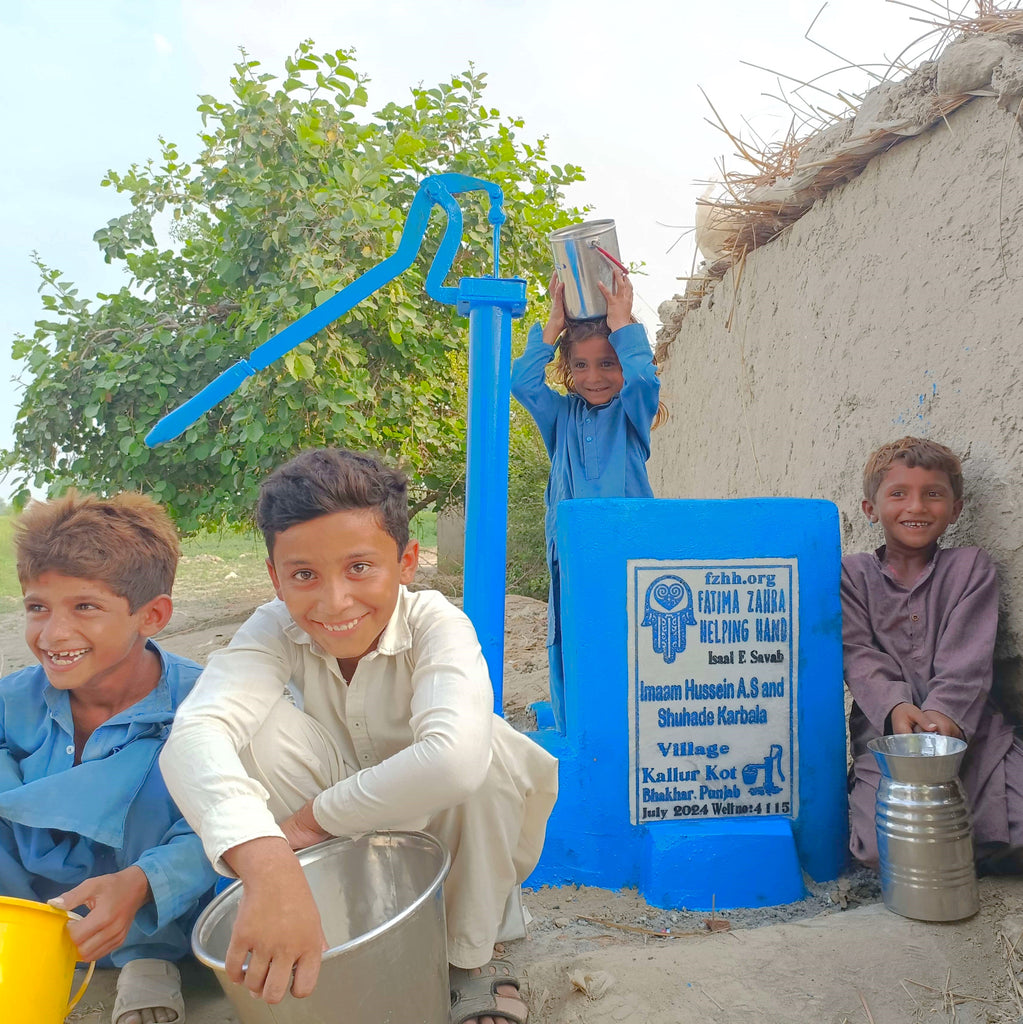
[869,734,978,922]
[549,220,621,319]
[192,831,451,1023]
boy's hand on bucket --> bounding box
[891,702,963,737]
[49,866,151,961]
[890,702,932,735]
[598,267,633,332]
[542,272,566,346]
[224,836,325,1003]
[920,709,964,740]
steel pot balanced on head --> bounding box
[550,220,622,320]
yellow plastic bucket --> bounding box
[0,895,94,1024]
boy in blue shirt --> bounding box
[511,267,662,733]
[1,491,216,1024]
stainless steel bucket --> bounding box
[550,220,621,319]
[869,734,978,922]
[192,831,451,1023]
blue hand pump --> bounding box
[145,173,526,711]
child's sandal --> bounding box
[449,958,528,1024]
[113,958,184,1024]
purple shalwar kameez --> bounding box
[842,545,1023,864]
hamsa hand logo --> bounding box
[643,575,696,664]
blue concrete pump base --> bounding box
[524,497,848,910]
[640,820,804,909]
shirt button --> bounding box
[65,745,74,755]
[911,614,919,622]
[585,436,593,442]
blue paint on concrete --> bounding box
[525,497,848,909]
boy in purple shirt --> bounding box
[842,436,1023,872]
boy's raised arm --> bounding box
[510,324,563,450]
[599,267,660,443]
[610,323,660,446]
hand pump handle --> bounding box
[145,174,506,446]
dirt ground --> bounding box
[4,562,1023,1023]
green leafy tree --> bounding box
[505,399,552,601]
[3,42,583,532]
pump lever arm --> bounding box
[145,174,505,446]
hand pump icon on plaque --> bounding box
[743,744,786,796]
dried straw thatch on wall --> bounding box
[659,1,1023,361]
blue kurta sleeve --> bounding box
[127,650,217,933]
[510,323,564,455]
[133,819,217,934]
[0,698,23,796]
[609,322,660,455]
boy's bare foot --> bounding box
[450,960,528,1023]
[117,1010,178,1024]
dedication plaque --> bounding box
[627,559,799,825]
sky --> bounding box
[0,0,951,495]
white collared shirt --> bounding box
[160,587,496,873]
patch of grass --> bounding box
[0,517,273,607]
[0,515,19,610]
[410,510,437,549]
[0,511,440,610]
[180,526,266,561]
[176,527,274,605]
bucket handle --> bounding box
[62,911,94,1014]
[67,960,96,1014]
[590,243,629,275]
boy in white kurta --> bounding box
[160,448,557,1023]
